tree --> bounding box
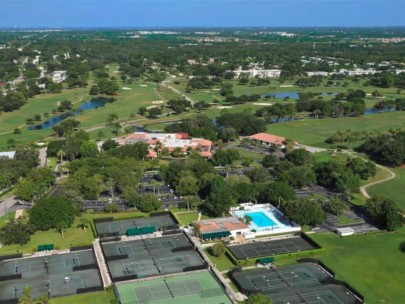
[400,241,405,253]
[262,154,278,168]
[138,193,161,213]
[286,149,313,166]
[244,293,272,304]
[282,166,316,189]
[14,128,21,134]
[0,218,32,245]
[29,197,76,231]
[106,113,121,134]
[35,294,49,304]
[322,197,348,216]
[365,196,403,231]
[210,242,226,257]
[77,218,90,232]
[257,181,295,207]
[15,145,39,167]
[283,198,326,226]
[15,178,38,201]
[79,140,99,158]
[56,149,66,164]
[102,139,118,151]
[176,175,199,211]
[205,185,237,216]
[19,286,33,304]
[7,138,16,149]
[122,187,140,207]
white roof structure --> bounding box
[0,151,16,159]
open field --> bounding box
[267,111,405,148]
[367,167,405,210]
[310,229,405,304]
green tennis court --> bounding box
[115,270,232,304]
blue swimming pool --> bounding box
[247,212,276,227]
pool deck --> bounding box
[230,203,301,238]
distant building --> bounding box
[231,68,281,78]
[194,217,249,240]
[307,71,329,77]
[52,70,67,83]
[247,133,286,148]
[116,132,213,158]
[0,151,16,159]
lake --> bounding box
[28,97,107,130]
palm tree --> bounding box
[56,221,68,238]
[77,218,90,232]
[56,149,65,165]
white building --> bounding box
[0,151,16,159]
[231,68,281,78]
[52,71,67,83]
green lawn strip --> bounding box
[310,229,405,304]
[367,167,405,210]
[203,248,236,271]
[50,290,116,304]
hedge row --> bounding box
[226,247,326,267]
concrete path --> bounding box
[295,143,327,153]
[93,239,112,287]
[359,164,396,199]
[0,196,19,217]
[38,147,47,168]
[15,209,23,219]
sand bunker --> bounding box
[217,106,234,109]
[253,103,273,106]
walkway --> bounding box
[359,164,396,199]
[160,81,196,105]
[93,239,112,288]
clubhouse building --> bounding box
[116,132,213,158]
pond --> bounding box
[261,92,337,99]
[28,97,107,130]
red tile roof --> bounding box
[248,133,286,145]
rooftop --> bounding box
[195,217,248,234]
[248,133,286,145]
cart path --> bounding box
[359,164,396,199]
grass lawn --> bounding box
[0,211,16,227]
[50,290,116,304]
[367,167,405,210]
[310,229,405,304]
[267,111,405,148]
[0,210,149,256]
[203,248,236,271]
[174,211,209,226]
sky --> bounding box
[0,0,404,28]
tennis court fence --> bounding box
[122,288,226,304]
